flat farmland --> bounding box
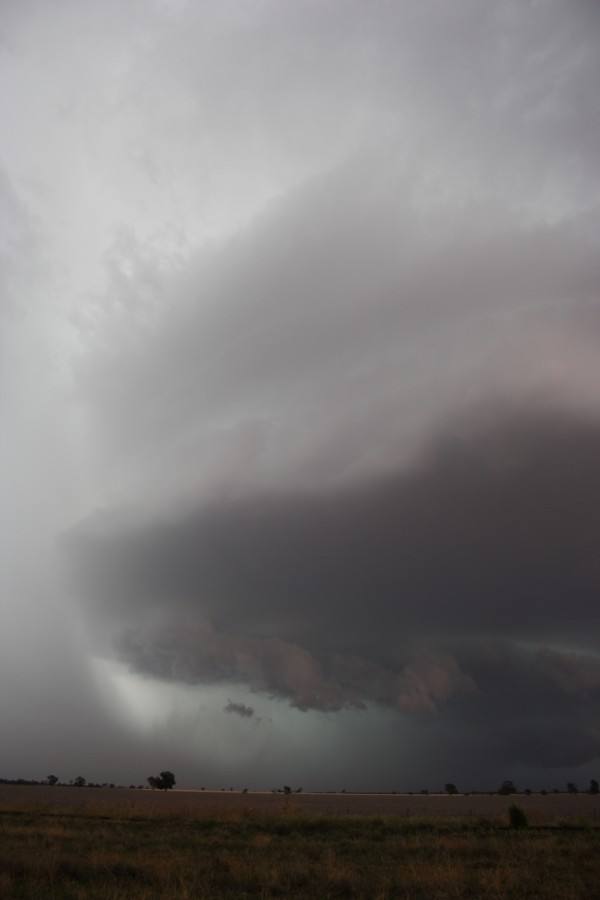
[1,783,598,821]
[2,784,599,898]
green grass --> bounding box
[1,803,599,898]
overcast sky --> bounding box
[2,0,600,792]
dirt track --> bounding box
[1,784,598,822]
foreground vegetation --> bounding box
[1,795,599,899]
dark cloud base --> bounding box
[68,406,600,771]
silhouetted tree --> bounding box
[73,776,86,787]
[567,782,578,794]
[445,783,458,794]
[148,771,176,791]
[46,775,58,786]
[498,780,517,795]
[589,779,599,795]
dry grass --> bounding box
[2,784,599,820]
[0,787,599,898]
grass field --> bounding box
[1,786,599,898]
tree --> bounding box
[567,782,578,794]
[73,776,86,787]
[445,783,458,795]
[589,779,599,795]
[46,775,59,786]
[498,780,517,795]
[148,771,176,791]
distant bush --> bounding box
[508,804,528,829]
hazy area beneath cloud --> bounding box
[2,0,600,788]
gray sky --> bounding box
[2,0,599,791]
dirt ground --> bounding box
[1,784,598,822]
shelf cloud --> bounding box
[3,0,600,789]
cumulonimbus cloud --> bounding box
[53,0,600,779]
[4,0,600,790]
[68,401,600,758]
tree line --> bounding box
[1,776,598,795]
[0,774,174,791]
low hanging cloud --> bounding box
[69,403,600,647]
[224,700,255,719]
[114,615,472,714]
[67,398,600,771]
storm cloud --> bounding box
[3,0,600,789]
[67,404,600,768]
